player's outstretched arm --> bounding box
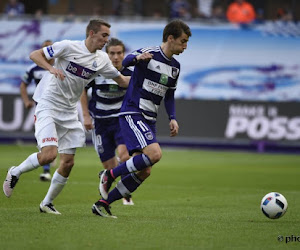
[30,49,65,81]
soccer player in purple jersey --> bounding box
[3,19,129,215]
[93,19,192,218]
[20,40,54,182]
[81,38,134,205]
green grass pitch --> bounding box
[0,144,299,249]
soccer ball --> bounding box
[260,192,288,219]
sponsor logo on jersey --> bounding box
[159,74,168,85]
[47,46,54,57]
[142,79,168,97]
[109,84,119,92]
[66,61,96,80]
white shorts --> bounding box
[34,104,86,153]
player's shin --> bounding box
[111,154,152,178]
[10,152,40,177]
[107,173,142,204]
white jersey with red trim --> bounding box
[33,40,120,111]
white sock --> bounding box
[42,170,68,205]
[11,153,40,178]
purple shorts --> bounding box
[92,117,124,162]
[119,114,157,156]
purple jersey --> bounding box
[86,66,133,118]
[121,46,180,121]
[22,63,47,86]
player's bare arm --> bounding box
[30,49,65,81]
[169,119,179,137]
[20,82,35,109]
[80,90,93,131]
[113,74,130,88]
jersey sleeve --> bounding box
[170,62,180,90]
[164,88,176,120]
[122,49,143,67]
[98,53,120,79]
[21,67,34,85]
[43,40,70,60]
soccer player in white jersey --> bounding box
[20,40,54,182]
[93,19,192,218]
[80,38,134,205]
[3,18,129,215]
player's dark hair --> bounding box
[162,19,192,42]
[105,38,125,53]
[86,18,111,38]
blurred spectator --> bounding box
[212,4,226,20]
[277,7,294,21]
[34,8,43,20]
[134,0,144,16]
[64,9,77,22]
[254,8,264,24]
[226,0,256,24]
[170,0,191,20]
[92,5,102,17]
[112,0,144,16]
[120,0,135,16]
[197,0,213,18]
[4,0,25,17]
[196,0,226,20]
[152,8,163,19]
[251,0,265,23]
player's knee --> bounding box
[47,154,57,164]
[39,150,57,165]
[148,150,162,164]
[117,146,130,163]
[119,152,130,163]
[61,158,74,168]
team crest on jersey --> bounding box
[145,132,153,140]
[172,67,179,78]
[97,145,104,154]
[93,61,98,68]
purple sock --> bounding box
[107,173,142,204]
[111,154,151,178]
[106,188,123,204]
